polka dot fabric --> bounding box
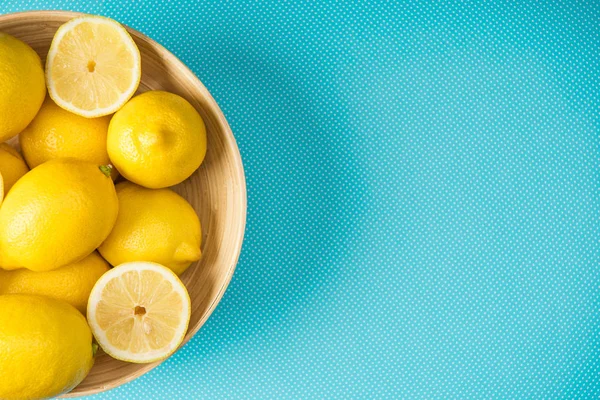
[1,1,600,398]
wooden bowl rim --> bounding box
[0,10,247,397]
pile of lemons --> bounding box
[0,16,205,400]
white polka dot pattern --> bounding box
[1,1,600,399]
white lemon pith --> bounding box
[46,16,141,117]
[87,261,191,363]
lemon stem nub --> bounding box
[99,165,113,178]
[92,343,99,356]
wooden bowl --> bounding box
[0,10,247,397]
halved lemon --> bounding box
[46,16,141,118]
[87,261,191,363]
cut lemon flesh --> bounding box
[87,261,191,363]
[46,16,141,118]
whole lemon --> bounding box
[0,144,28,193]
[0,159,118,272]
[0,33,46,142]
[20,97,113,172]
[0,294,94,400]
[99,181,201,275]
[0,251,109,313]
[107,91,207,188]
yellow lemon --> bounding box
[99,181,201,275]
[0,144,29,193]
[87,261,191,363]
[107,91,207,188]
[0,33,46,142]
[0,294,94,400]
[0,252,110,314]
[20,97,113,174]
[46,16,141,118]
[0,159,118,272]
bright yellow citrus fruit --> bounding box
[0,294,94,400]
[87,261,191,363]
[20,97,113,174]
[0,159,118,272]
[107,90,207,188]
[99,181,201,275]
[46,16,141,118]
[0,144,29,193]
[0,252,110,314]
[0,33,46,142]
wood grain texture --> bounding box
[0,11,247,397]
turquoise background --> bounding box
[2,1,600,398]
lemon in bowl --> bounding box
[0,159,118,272]
[45,16,140,118]
[0,294,95,400]
[0,144,28,193]
[20,98,113,174]
[99,181,202,275]
[0,33,46,142]
[87,261,191,364]
[107,91,207,189]
[0,252,110,314]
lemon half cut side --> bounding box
[46,16,141,118]
[87,261,191,363]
